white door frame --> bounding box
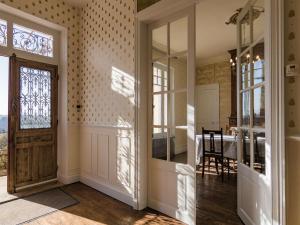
[134,0,285,224]
[269,0,285,224]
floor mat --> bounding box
[0,188,78,225]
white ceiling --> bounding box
[64,0,91,7]
[153,0,265,65]
[196,0,248,62]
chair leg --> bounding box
[221,158,224,182]
[227,158,230,179]
[214,156,219,175]
[208,157,211,172]
[202,156,205,178]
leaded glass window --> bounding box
[20,67,52,129]
[0,19,7,47]
[13,24,54,57]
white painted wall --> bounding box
[196,84,220,132]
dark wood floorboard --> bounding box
[17,173,243,224]
[26,182,185,225]
[196,173,243,225]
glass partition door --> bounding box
[148,7,196,225]
[236,1,272,224]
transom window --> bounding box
[0,19,7,47]
[13,24,54,57]
[0,15,56,59]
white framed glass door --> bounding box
[236,0,272,224]
[148,6,196,225]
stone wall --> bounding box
[0,149,7,176]
[196,61,231,131]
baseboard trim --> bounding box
[58,172,80,184]
[80,175,134,207]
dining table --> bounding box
[196,134,238,165]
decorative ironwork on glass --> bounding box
[0,19,7,47]
[13,24,53,57]
[20,67,52,129]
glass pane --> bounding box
[253,132,265,174]
[153,94,162,126]
[241,51,251,89]
[240,10,251,47]
[152,128,167,160]
[0,56,9,176]
[170,17,188,54]
[0,19,7,47]
[241,130,250,167]
[137,0,161,12]
[241,91,250,126]
[253,0,265,41]
[153,93,167,127]
[170,128,187,164]
[170,92,187,127]
[253,41,265,85]
[152,25,167,59]
[13,24,53,57]
[170,54,187,91]
[20,67,52,129]
[253,86,265,127]
[153,60,168,92]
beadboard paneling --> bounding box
[79,125,134,206]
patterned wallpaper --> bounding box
[0,0,136,127]
[285,0,298,133]
[0,0,80,123]
[79,0,135,127]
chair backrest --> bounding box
[202,128,223,155]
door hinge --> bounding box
[57,120,59,126]
[57,74,60,80]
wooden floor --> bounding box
[196,173,243,225]
[0,172,243,224]
[25,182,184,225]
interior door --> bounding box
[196,84,219,131]
[8,54,58,193]
[148,6,196,225]
[236,0,272,224]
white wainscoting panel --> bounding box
[79,125,135,207]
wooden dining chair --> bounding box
[254,132,265,173]
[202,128,225,182]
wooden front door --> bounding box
[8,55,58,193]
